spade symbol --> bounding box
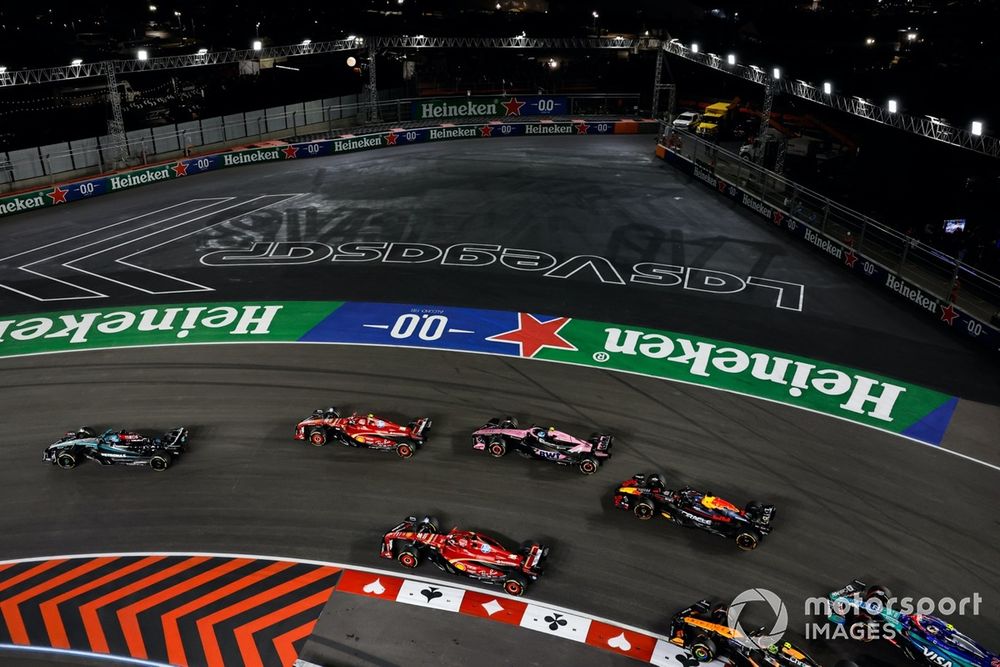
[544,613,568,631]
[674,653,701,667]
[420,586,443,603]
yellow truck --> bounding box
[696,102,736,138]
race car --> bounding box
[613,472,775,550]
[471,416,612,474]
[826,580,999,667]
[669,600,854,667]
[294,406,430,458]
[43,426,188,471]
[380,515,548,596]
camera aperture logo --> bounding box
[728,588,788,649]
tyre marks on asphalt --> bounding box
[0,556,339,667]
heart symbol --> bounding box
[421,586,443,603]
[607,632,632,651]
[362,578,386,595]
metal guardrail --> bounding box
[0,93,639,190]
[664,128,1000,325]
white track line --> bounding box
[0,644,171,667]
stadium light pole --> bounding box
[823,81,832,95]
[252,40,263,51]
[727,53,736,65]
[690,42,699,54]
[972,121,984,136]
[137,49,149,61]
[888,99,898,113]
[772,67,781,80]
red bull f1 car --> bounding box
[294,406,430,458]
[380,515,548,596]
[471,416,612,474]
[826,580,999,667]
[613,473,775,550]
[43,427,188,471]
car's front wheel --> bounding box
[149,450,171,472]
[633,499,655,520]
[56,452,78,470]
[487,437,506,458]
[395,442,414,459]
[397,548,420,569]
[308,428,327,447]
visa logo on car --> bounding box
[922,648,952,667]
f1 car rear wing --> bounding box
[409,418,432,437]
[160,427,188,450]
[523,544,549,574]
[592,434,613,452]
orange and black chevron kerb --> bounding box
[0,556,341,667]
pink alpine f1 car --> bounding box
[471,416,612,474]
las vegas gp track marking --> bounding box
[0,195,303,302]
[200,240,807,312]
[0,553,721,667]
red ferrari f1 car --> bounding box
[380,515,548,596]
[294,407,430,458]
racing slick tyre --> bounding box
[417,517,440,534]
[56,452,78,470]
[502,573,528,597]
[77,427,97,438]
[308,428,327,447]
[633,498,655,520]
[149,449,171,472]
[735,529,761,551]
[487,437,507,458]
[862,584,893,620]
[499,417,519,428]
[395,442,415,459]
[688,635,718,662]
[578,457,599,475]
[397,548,420,569]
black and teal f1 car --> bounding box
[43,427,188,471]
[826,580,999,667]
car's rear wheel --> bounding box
[397,548,420,569]
[502,574,527,597]
[57,452,78,470]
[689,635,717,662]
[488,437,506,458]
[633,498,655,520]
[395,442,414,459]
[308,429,327,447]
[149,449,170,472]
[499,416,518,428]
[77,427,96,438]
[863,584,893,618]
[735,529,761,551]
[578,458,599,475]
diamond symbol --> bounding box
[482,599,504,616]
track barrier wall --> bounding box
[656,131,1000,359]
[0,119,655,221]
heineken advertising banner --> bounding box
[412,96,568,119]
[0,120,652,221]
[662,147,1000,357]
[0,300,957,445]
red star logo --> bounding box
[171,161,188,176]
[486,313,578,358]
[844,250,858,268]
[575,123,590,135]
[385,132,399,145]
[773,211,784,226]
[502,97,526,116]
[282,145,299,159]
[939,303,959,325]
[480,125,493,137]
[718,180,727,193]
[47,186,69,204]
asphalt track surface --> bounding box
[1,136,999,666]
[1,345,998,665]
[0,135,997,403]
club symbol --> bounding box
[420,586,444,603]
[544,613,568,631]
